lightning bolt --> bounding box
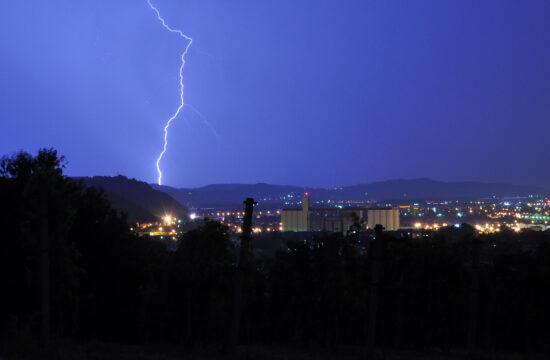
[147,0,193,185]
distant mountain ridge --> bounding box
[154,178,548,208]
[76,176,187,223]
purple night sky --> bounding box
[1,0,549,188]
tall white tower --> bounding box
[302,194,311,212]
[301,194,311,231]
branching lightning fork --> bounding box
[147,0,192,185]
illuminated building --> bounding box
[281,195,400,232]
[281,196,310,231]
[367,208,400,231]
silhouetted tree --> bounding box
[0,149,80,348]
[3,148,550,357]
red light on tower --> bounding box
[305,192,309,196]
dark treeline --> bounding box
[1,149,550,357]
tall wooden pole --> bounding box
[40,190,50,351]
[225,198,255,355]
[468,237,480,358]
[367,224,384,359]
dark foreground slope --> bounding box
[79,175,187,222]
[155,178,547,208]
[3,150,550,359]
